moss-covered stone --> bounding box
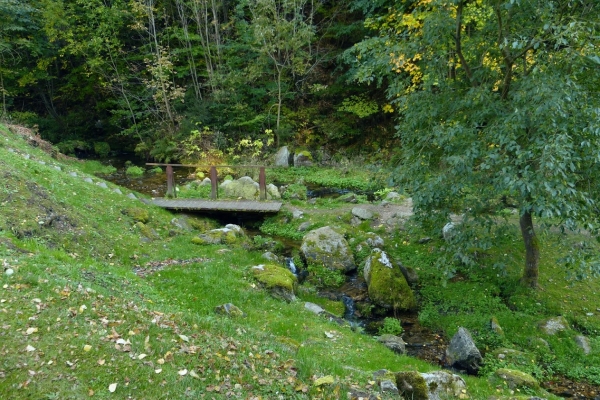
[123,207,149,223]
[191,224,245,245]
[221,176,260,199]
[494,368,539,390]
[252,264,297,302]
[134,222,158,240]
[395,371,428,400]
[300,226,355,272]
[364,249,416,310]
[492,348,535,367]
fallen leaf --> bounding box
[178,334,189,342]
[157,358,165,365]
[98,359,105,366]
[26,345,36,352]
[189,370,199,379]
[178,369,188,376]
[155,368,162,374]
[26,327,38,335]
[137,353,147,360]
[324,331,334,339]
[108,383,117,393]
[314,375,334,386]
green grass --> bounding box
[2,121,599,399]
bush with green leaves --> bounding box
[306,263,345,288]
[378,317,403,336]
[125,166,145,177]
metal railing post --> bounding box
[259,167,266,200]
[210,166,218,199]
[166,165,175,198]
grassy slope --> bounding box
[1,122,597,399]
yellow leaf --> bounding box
[314,376,334,386]
[83,345,92,352]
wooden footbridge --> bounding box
[145,164,282,213]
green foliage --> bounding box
[378,317,403,336]
[93,141,110,157]
[56,140,90,156]
[282,183,308,200]
[306,263,345,288]
[348,0,600,286]
[259,215,305,241]
[125,166,144,177]
[338,95,379,118]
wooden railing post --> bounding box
[166,165,175,198]
[259,167,266,200]
[210,166,218,199]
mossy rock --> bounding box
[134,222,158,240]
[300,226,356,272]
[395,371,428,400]
[188,217,218,232]
[364,249,416,310]
[493,368,539,390]
[123,207,150,223]
[222,177,260,199]
[192,224,245,246]
[252,264,297,302]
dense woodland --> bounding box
[1,0,600,287]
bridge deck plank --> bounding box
[148,198,282,213]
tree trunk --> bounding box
[519,209,539,288]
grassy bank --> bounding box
[1,122,598,399]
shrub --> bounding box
[93,142,111,157]
[378,317,403,336]
[125,166,145,177]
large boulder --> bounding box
[300,226,356,272]
[222,176,260,199]
[252,264,297,302]
[363,249,416,311]
[266,183,281,199]
[274,146,290,167]
[293,149,313,167]
[445,327,483,374]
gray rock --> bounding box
[69,172,78,177]
[214,303,246,317]
[274,146,290,167]
[307,198,317,205]
[539,316,569,335]
[222,177,260,199]
[53,166,62,171]
[96,182,108,189]
[365,232,384,248]
[380,380,399,394]
[491,317,504,336]
[442,222,455,241]
[23,154,30,160]
[266,183,281,199]
[445,327,482,374]
[575,335,591,355]
[350,216,361,226]
[384,191,402,201]
[297,222,311,232]
[398,261,419,286]
[300,226,356,272]
[338,193,357,203]
[261,251,280,262]
[113,188,123,195]
[418,237,432,244]
[377,334,406,354]
[171,217,191,231]
[421,371,467,400]
[84,178,93,183]
[304,302,325,315]
[494,368,539,390]
[352,207,374,220]
[293,150,313,167]
[292,209,304,219]
[127,193,137,200]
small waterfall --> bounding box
[284,257,297,275]
[342,295,356,321]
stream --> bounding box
[98,159,598,399]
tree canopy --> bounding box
[348,0,600,286]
